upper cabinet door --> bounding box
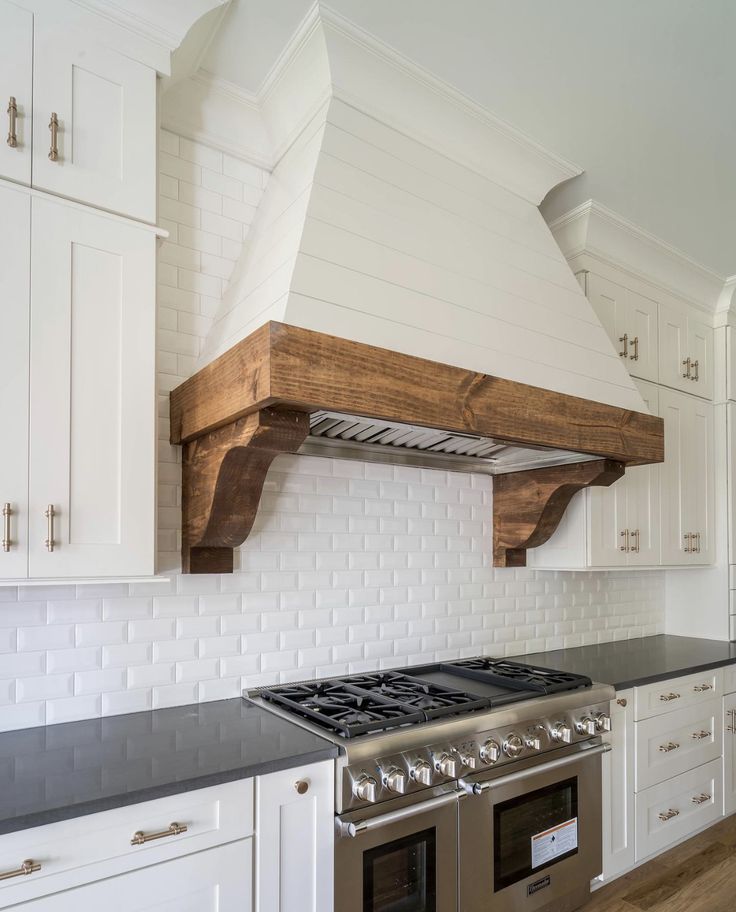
[659,303,713,399]
[625,381,660,566]
[0,1,32,185]
[687,395,714,563]
[0,183,30,579]
[659,387,689,564]
[32,22,156,222]
[28,198,155,579]
[625,290,659,383]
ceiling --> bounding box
[201,0,735,277]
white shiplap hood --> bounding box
[199,4,645,415]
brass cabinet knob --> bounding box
[295,779,309,795]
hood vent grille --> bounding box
[303,410,597,475]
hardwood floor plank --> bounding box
[621,842,731,909]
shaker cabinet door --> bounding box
[28,197,155,578]
[0,0,33,185]
[0,182,30,579]
[602,691,635,881]
[625,381,660,566]
[32,21,156,222]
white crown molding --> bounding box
[170,1,581,202]
[715,276,736,327]
[549,200,727,313]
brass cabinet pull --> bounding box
[131,821,187,846]
[295,780,309,795]
[728,708,736,734]
[658,808,680,822]
[630,529,640,553]
[659,692,681,702]
[691,730,711,740]
[616,697,628,707]
[658,741,680,753]
[619,529,630,552]
[693,683,712,692]
[619,333,629,358]
[682,357,692,379]
[694,532,701,554]
[630,336,639,362]
[0,859,41,881]
[691,793,711,805]
[683,532,692,553]
[2,503,11,552]
[48,112,59,161]
[691,359,699,382]
[7,96,17,147]
[44,504,55,552]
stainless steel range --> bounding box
[248,657,614,912]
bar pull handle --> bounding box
[693,683,713,692]
[48,112,58,161]
[691,359,699,382]
[658,741,680,753]
[0,859,41,881]
[131,822,188,846]
[691,730,711,740]
[630,336,639,362]
[658,808,680,822]
[45,504,55,552]
[683,532,692,553]
[659,692,681,702]
[691,793,711,805]
[682,357,692,379]
[619,333,629,358]
[728,708,736,734]
[7,96,17,147]
[695,532,701,554]
[619,529,630,552]
[630,529,640,553]
[2,503,11,552]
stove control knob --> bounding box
[576,717,597,736]
[410,760,433,787]
[435,753,460,778]
[480,739,500,763]
[383,767,407,795]
[524,736,542,752]
[459,751,478,770]
[503,734,524,758]
[551,723,573,744]
[594,712,612,733]
[353,774,378,803]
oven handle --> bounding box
[338,788,463,838]
[460,741,611,796]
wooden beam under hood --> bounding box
[170,322,664,573]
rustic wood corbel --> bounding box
[492,459,625,568]
[181,408,309,573]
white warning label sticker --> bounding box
[530,817,578,869]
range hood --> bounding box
[168,7,664,574]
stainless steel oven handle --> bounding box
[338,789,463,838]
[460,741,611,796]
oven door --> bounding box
[335,788,460,912]
[459,742,608,912]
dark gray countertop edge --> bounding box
[608,655,736,690]
[0,745,338,837]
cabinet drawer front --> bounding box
[18,839,252,911]
[635,758,721,862]
[635,698,721,790]
[722,663,736,696]
[0,780,253,907]
[634,669,722,720]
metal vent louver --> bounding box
[302,411,595,475]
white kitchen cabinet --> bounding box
[588,272,659,383]
[601,690,635,881]
[659,387,714,565]
[0,183,30,579]
[530,379,660,569]
[659,302,713,399]
[724,685,736,816]
[17,841,253,912]
[0,0,32,185]
[27,196,155,579]
[32,21,156,222]
[256,760,334,912]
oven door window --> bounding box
[363,827,437,912]
[494,776,578,891]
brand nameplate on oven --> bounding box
[527,875,551,895]
[531,817,578,869]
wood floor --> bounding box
[580,815,736,912]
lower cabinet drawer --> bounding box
[634,669,722,721]
[635,758,722,861]
[0,779,253,908]
[634,698,721,791]
[10,839,252,911]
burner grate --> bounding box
[442,657,592,694]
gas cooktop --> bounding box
[254,657,592,738]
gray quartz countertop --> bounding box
[516,634,736,691]
[0,698,338,836]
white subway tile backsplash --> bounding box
[0,130,665,733]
